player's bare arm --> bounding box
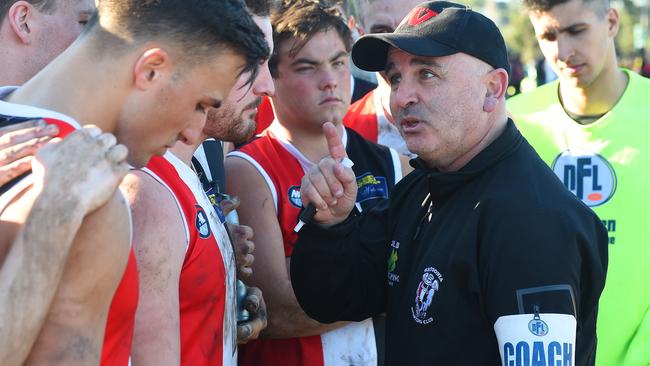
[123,170,186,366]
[225,155,347,338]
[0,127,131,366]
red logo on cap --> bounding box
[405,7,438,26]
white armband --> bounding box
[494,312,576,366]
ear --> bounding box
[606,7,620,38]
[483,68,508,113]
[133,48,172,90]
[7,1,34,45]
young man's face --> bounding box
[18,0,95,82]
[272,28,351,131]
[359,0,422,34]
[119,50,245,167]
[529,0,618,88]
[203,16,275,143]
[386,49,494,170]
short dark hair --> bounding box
[245,0,272,17]
[86,0,269,84]
[523,0,609,15]
[0,0,56,27]
[269,0,352,77]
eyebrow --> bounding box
[541,22,588,35]
[411,57,442,68]
[290,50,349,67]
[385,57,442,73]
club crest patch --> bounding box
[195,205,211,239]
[411,266,443,324]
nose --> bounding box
[179,114,207,145]
[556,35,575,64]
[392,81,418,110]
[319,66,339,91]
[253,63,275,97]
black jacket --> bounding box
[290,120,608,365]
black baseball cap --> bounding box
[351,1,510,75]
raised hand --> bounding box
[299,122,357,226]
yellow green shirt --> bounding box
[509,69,650,366]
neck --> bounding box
[270,119,345,163]
[559,64,627,116]
[5,43,127,133]
[440,110,508,172]
[170,136,205,166]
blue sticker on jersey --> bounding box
[287,185,302,208]
[356,172,389,203]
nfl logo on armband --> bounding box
[528,315,548,336]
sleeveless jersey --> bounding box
[509,69,650,366]
[343,90,412,157]
[142,152,237,366]
[0,90,139,366]
[229,124,402,366]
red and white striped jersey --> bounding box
[143,152,237,366]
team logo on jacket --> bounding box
[387,240,401,286]
[356,173,388,203]
[195,206,211,239]
[287,186,302,208]
[411,267,443,324]
[551,149,617,207]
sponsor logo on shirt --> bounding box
[287,185,302,208]
[387,240,400,286]
[551,149,617,207]
[356,173,389,203]
[195,206,211,239]
[411,266,443,324]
